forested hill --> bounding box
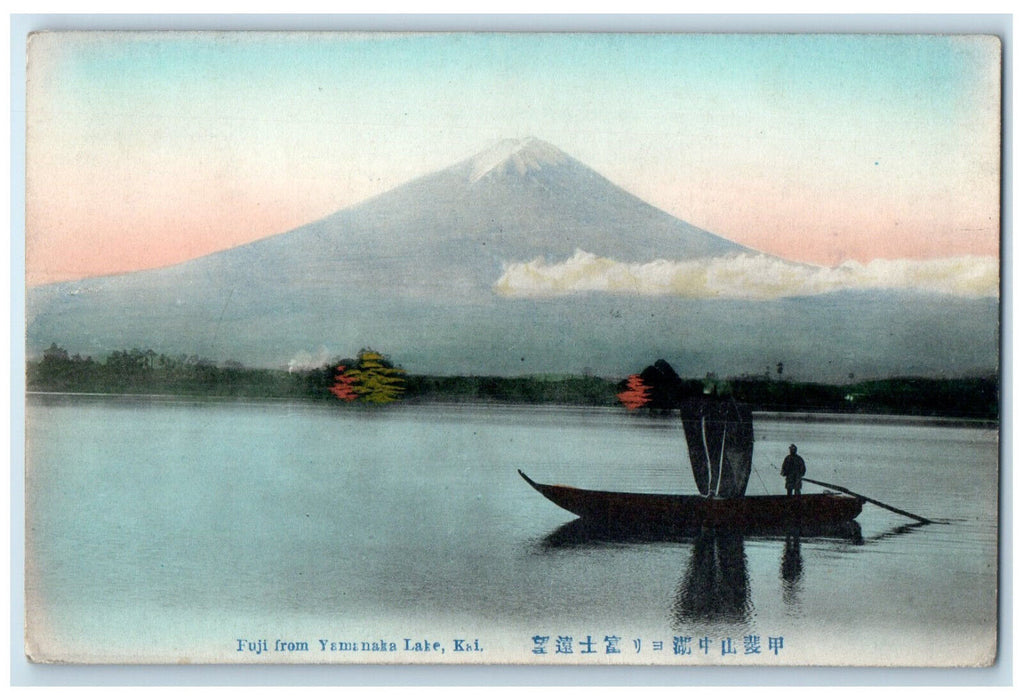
[26,345,998,420]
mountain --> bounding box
[171,136,753,298]
[26,138,999,381]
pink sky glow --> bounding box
[24,32,1002,286]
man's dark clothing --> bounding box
[781,453,806,496]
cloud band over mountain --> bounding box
[494,250,999,300]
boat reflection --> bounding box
[535,518,867,625]
[672,529,751,624]
[536,518,864,548]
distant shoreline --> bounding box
[24,345,999,420]
[751,410,997,430]
[24,390,999,429]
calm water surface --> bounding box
[25,395,998,665]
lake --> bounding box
[24,395,998,665]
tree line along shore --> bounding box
[26,344,999,420]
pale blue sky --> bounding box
[27,31,1002,282]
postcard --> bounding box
[23,30,1001,666]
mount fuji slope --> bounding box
[26,138,998,380]
[200,136,754,297]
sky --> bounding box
[24,31,1002,286]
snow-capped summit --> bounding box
[25,136,996,381]
[469,137,568,182]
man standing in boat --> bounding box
[781,444,807,496]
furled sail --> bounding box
[630,359,754,498]
[679,397,754,498]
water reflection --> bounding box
[866,521,933,541]
[536,518,865,549]
[780,534,803,611]
[535,519,870,625]
[672,530,751,624]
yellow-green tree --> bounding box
[331,349,406,404]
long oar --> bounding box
[802,477,932,525]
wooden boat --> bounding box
[519,360,872,533]
[519,470,864,532]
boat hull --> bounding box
[518,470,863,533]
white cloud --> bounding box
[494,250,999,300]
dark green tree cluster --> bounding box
[840,376,999,419]
[27,344,315,398]
[403,374,620,406]
[725,375,998,419]
[613,359,997,419]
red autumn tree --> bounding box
[617,373,651,410]
[329,365,360,401]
